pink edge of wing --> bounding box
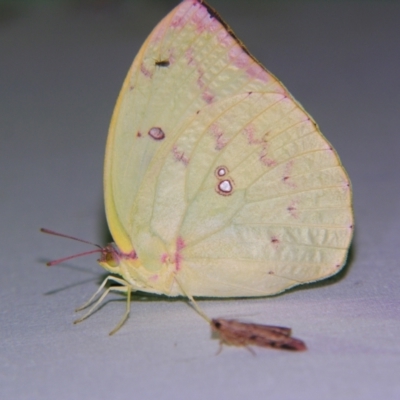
[151,17,169,43]
[191,1,211,33]
[171,1,270,83]
[228,41,270,83]
[171,0,196,29]
[172,0,217,33]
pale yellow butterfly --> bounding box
[46,0,353,335]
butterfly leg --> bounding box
[174,275,211,323]
[108,287,131,336]
[74,277,132,335]
[75,275,128,312]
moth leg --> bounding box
[75,275,128,312]
[244,345,256,356]
[215,341,224,355]
[215,339,257,356]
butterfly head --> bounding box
[97,244,139,273]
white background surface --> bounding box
[1,1,399,399]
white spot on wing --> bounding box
[215,166,228,178]
[217,179,233,195]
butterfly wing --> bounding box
[105,0,353,296]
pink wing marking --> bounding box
[160,253,169,263]
[217,29,235,48]
[171,0,195,29]
[167,48,176,65]
[229,45,270,82]
[174,237,186,271]
[229,45,249,69]
[246,62,270,82]
[202,91,214,104]
[282,160,297,188]
[190,2,210,33]
[243,124,266,145]
[140,63,153,78]
[172,146,189,166]
[259,146,276,167]
[270,236,280,249]
[210,123,227,150]
[197,66,205,88]
[185,47,195,66]
[151,17,169,43]
[209,15,222,33]
[185,47,215,103]
[287,200,299,219]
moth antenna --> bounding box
[40,228,103,266]
[174,275,211,323]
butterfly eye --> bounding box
[217,179,233,196]
[148,127,165,141]
[100,245,120,268]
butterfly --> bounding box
[45,0,353,335]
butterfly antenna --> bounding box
[40,228,102,248]
[40,228,103,266]
[45,249,103,266]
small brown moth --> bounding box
[211,318,307,352]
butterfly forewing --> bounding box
[105,1,283,249]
